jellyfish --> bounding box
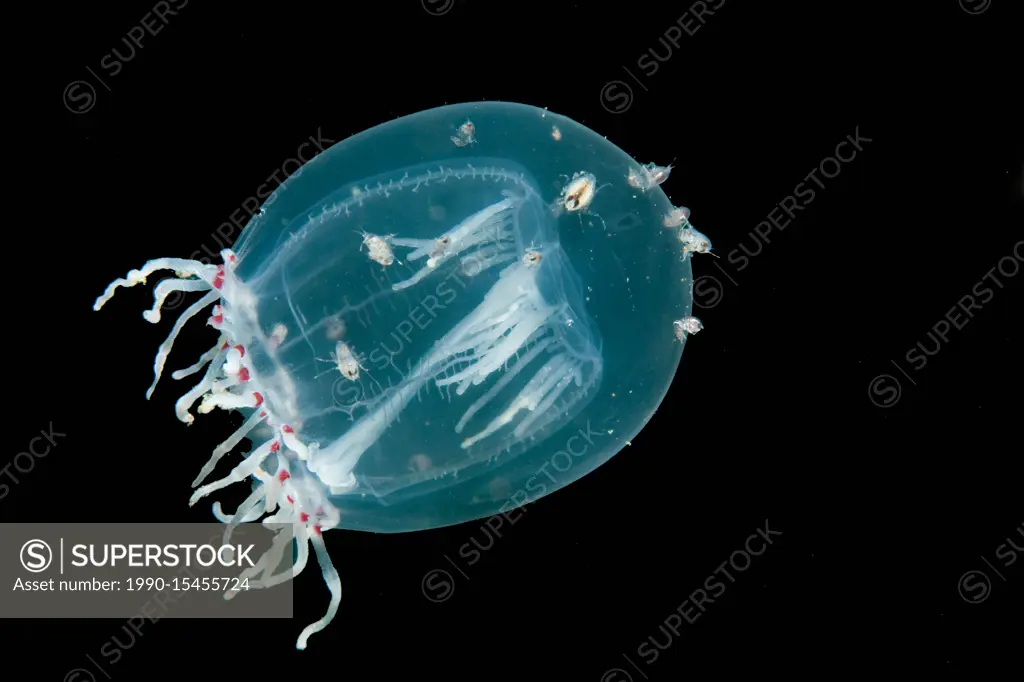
[92,101,706,649]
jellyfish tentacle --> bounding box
[200,427,342,649]
[435,307,550,389]
[92,257,219,312]
[93,253,240,401]
[143,278,211,323]
[192,409,266,487]
[384,258,434,291]
[512,360,580,437]
[212,493,266,524]
[522,361,602,438]
[221,521,294,599]
[248,456,342,649]
[171,338,225,381]
[454,335,554,433]
[198,387,265,413]
[390,195,520,292]
[225,523,310,600]
[460,247,517,277]
[258,525,311,588]
[175,344,229,423]
[216,478,269,529]
[94,247,348,651]
[460,352,572,449]
[145,290,221,399]
[389,237,435,249]
[189,437,280,506]
[296,531,341,650]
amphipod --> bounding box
[451,119,477,147]
[663,206,691,228]
[359,232,395,266]
[426,235,451,269]
[679,226,713,259]
[317,340,363,382]
[673,316,703,341]
[552,171,608,230]
[627,162,673,192]
[642,162,672,186]
[558,171,597,213]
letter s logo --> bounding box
[20,539,53,572]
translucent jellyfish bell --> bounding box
[93,101,705,648]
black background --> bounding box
[12,0,1022,678]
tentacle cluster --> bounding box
[93,248,346,650]
[307,220,602,486]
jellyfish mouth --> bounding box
[387,189,522,292]
[93,249,346,650]
[304,195,604,488]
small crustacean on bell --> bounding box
[328,341,362,381]
[451,119,477,147]
[426,235,451,269]
[673,316,703,341]
[358,231,396,266]
[522,248,543,267]
[268,322,289,350]
[679,226,713,259]
[627,161,673,192]
[558,171,597,213]
[663,206,691,228]
[551,171,609,230]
